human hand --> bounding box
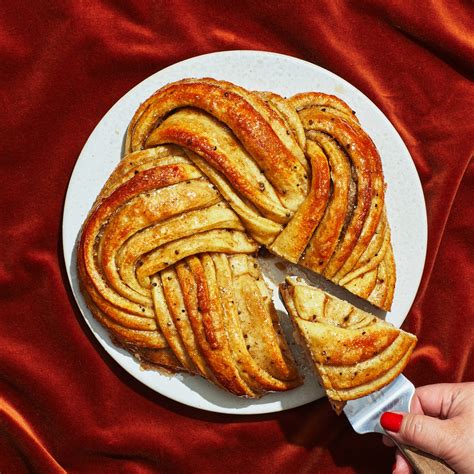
[380,382,474,473]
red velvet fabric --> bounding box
[1,1,473,472]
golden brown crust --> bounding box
[297,110,375,278]
[256,90,307,159]
[229,254,300,383]
[159,267,217,381]
[269,140,330,262]
[179,256,255,396]
[280,277,416,410]
[147,108,291,224]
[299,132,352,273]
[212,254,301,392]
[77,141,300,396]
[127,78,309,212]
[288,92,393,310]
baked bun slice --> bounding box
[279,277,417,413]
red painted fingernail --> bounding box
[380,412,403,432]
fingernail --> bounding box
[380,412,403,432]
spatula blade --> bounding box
[343,374,415,434]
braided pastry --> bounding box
[280,277,417,413]
[78,78,402,398]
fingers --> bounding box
[382,435,395,447]
[381,411,452,459]
[408,390,424,415]
[414,383,466,418]
[381,383,474,473]
[393,449,413,474]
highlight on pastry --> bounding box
[279,276,417,413]
[77,77,406,398]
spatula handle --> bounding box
[399,444,455,474]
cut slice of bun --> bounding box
[279,277,417,413]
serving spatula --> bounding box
[344,374,454,473]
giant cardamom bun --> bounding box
[78,78,400,397]
[280,277,417,412]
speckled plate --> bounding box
[62,51,427,415]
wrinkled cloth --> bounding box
[1,1,473,472]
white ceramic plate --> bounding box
[62,50,427,415]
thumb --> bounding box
[380,411,451,459]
